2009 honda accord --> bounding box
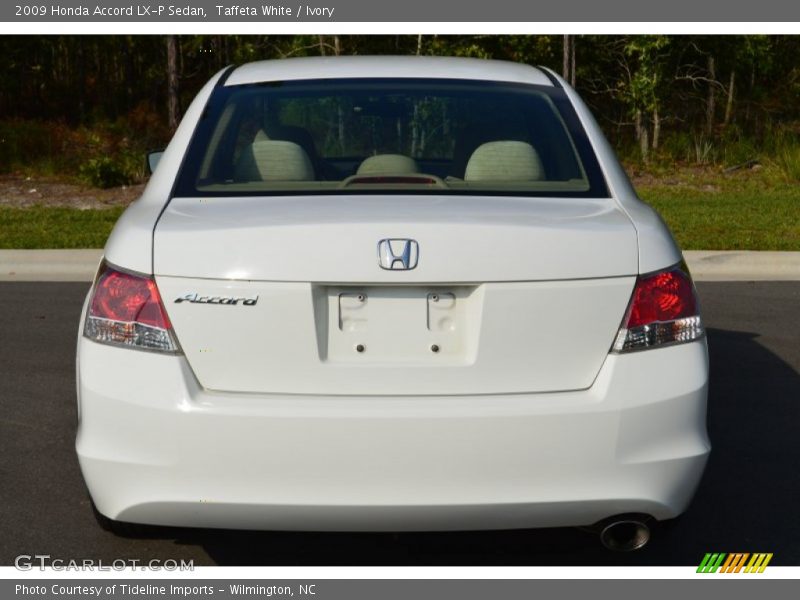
[76,56,709,550]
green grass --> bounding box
[0,206,124,249]
[637,169,800,251]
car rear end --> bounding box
[76,57,709,533]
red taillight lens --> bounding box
[612,264,704,352]
[84,264,179,353]
[626,269,698,328]
[90,269,172,329]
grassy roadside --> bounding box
[637,167,800,251]
[0,206,124,249]
[0,168,798,250]
[643,190,800,251]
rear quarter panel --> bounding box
[103,67,231,274]
[550,70,683,274]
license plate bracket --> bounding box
[328,286,477,364]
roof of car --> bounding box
[225,56,554,87]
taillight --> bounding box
[83,263,179,353]
[612,263,704,353]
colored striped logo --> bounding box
[697,553,773,573]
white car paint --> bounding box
[77,56,709,534]
[154,195,637,282]
[77,329,708,531]
[226,56,556,87]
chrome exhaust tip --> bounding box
[598,515,652,552]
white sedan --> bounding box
[76,56,709,551]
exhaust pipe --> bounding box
[597,515,652,551]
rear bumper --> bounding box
[76,338,710,531]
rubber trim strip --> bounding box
[538,66,563,88]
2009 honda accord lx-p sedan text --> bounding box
[76,56,709,551]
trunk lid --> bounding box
[154,195,637,395]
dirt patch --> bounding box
[627,163,766,193]
[0,175,144,209]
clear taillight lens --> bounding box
[612,263,704,353]
[83,263,180,353]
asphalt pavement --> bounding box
[1,281,798,566]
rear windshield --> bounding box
[174,78,608,198]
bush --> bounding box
[1,111,166,187]
[79,156,135,188]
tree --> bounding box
[562,35,576,85]
[618,35,671,162]
[166,35,180,132]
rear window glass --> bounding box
[174,78,608,198]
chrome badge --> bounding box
[377,239,419,270]
[174,293,258,306]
